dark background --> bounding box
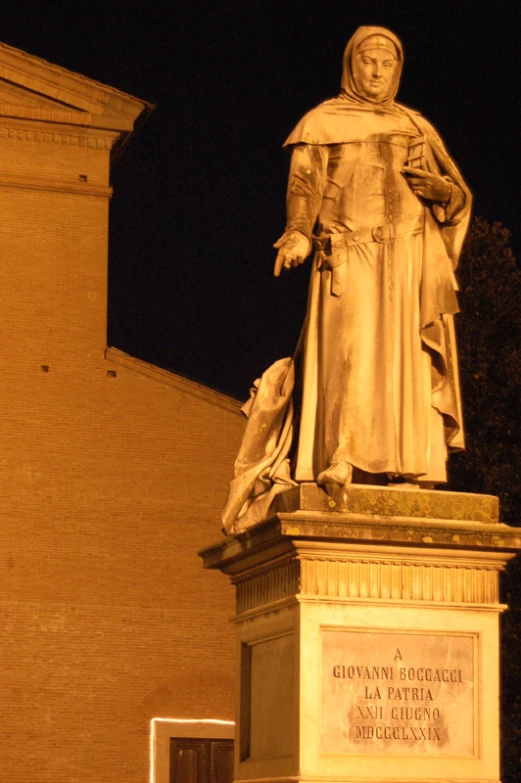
[1,0,519,398]
[2,3,521,777]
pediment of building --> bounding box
[0,41,153,152]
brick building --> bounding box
[0,42,243,782]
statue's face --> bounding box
[353,48,397,99]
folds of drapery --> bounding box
[221,106,472,532]
[221,357,297,535]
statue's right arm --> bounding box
[273,144,328,277]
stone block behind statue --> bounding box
[222,26,472,535]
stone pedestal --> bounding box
[200,484,521,783]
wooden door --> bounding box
[170,738,233,783]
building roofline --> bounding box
[104,346,244,416]
[0,40,154,112]
[0,40,155,164]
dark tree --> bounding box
[448,217,521,781]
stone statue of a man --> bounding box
[222,26,471,534]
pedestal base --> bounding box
[200,484,521,783]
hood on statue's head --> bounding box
[341,25,404,105]
[283,26,411,148]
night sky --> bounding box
[2,0,520,400]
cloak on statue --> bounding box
[222,26,472,535]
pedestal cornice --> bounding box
[201,484,520,572]
[200,485,521,616]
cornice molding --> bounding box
[0,42,150,120]
[0,41,154,163]
[0,104,135,131]
[0,123,114,149]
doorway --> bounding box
[169,737,234,783]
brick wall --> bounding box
[0,50,245,783]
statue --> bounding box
[222,26,472,534]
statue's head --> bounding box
[342,27,403,104]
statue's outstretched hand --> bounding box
[402,167,452,204]
[273,231,311,277]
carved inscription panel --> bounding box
[321,629,475,757]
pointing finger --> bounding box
[273,249,285,277]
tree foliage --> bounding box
[447,217,521,781]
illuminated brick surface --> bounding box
[0,42,242,782]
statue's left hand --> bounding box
[273,231,311,277]
[402,167,452,204]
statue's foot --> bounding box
[317,461,353,488]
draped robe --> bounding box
[221,27,471,534]
[285,101,471,483]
